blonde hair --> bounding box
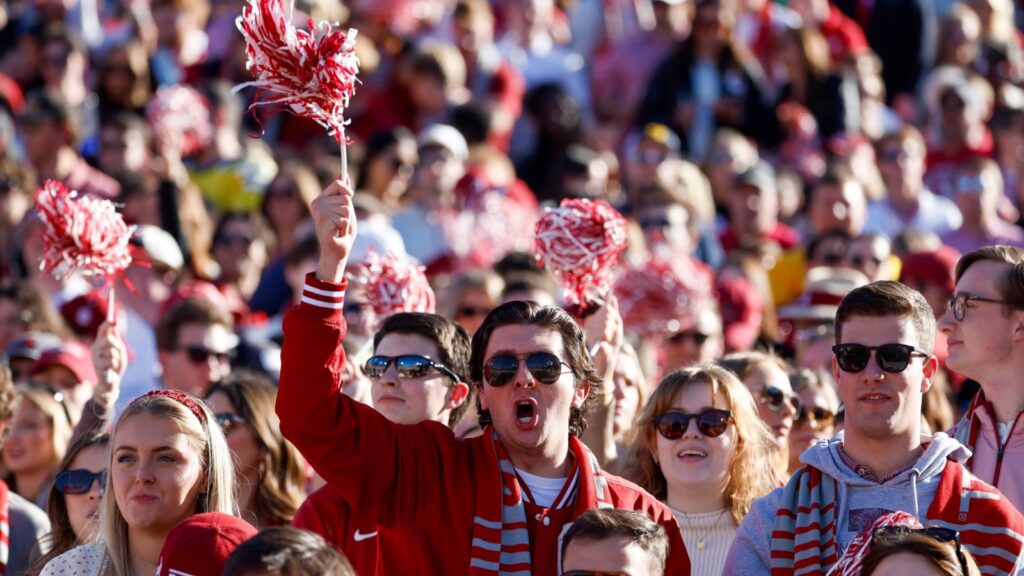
[100,393,236,576]
[622,364,777,525]
[10,386,75,483]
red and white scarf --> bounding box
[0,480,10,574]
[469,429,613,575]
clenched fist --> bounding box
[312,178,358,283]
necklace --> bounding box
[677,509,729,551]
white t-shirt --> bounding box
[517,469,569,508]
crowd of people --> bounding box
[2,0,1024,573]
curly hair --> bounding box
[621,364,777,526]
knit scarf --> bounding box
[769,459,1024,576]
[469,429,613,575]
[0,480,9,574]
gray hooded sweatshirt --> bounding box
[724,432,972,575]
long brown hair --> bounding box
[622,364,777,525]
[207,371,306,527]
[29,432,110,574]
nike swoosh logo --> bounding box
[354,529,378,542]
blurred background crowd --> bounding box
[0,0,1020,571]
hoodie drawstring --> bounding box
[911,470,921,519]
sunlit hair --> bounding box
[7,386,75,485]
[622,364,777,525]
[100,392,236,576]
[861,529,981,576]
[32,432,110,571]
[206,371,307,527]
[718,350,788,382]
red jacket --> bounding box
[279,274,690,575]
[952,390,1024,513]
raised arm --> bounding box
[277,179,459,527]
[72,320,126,443]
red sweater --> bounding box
[279,274,690,575]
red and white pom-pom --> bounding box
[235,0,359,144]
[145,84,213,158]
[35,181,134,284]
[534,198,628,309]
[827,512,921,576]
[614,253,714,337]
[347,251,434,317]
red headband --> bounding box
[140,389,208,425]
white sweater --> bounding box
[671,508,737,576]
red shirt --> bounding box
[279,274,691,576]
[820,5,869,64]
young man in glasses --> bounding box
[292,311,473,575]
[560,509,668,576]
[725,281,1024,575]
[278,180,689,575]
[943,246,1024,511]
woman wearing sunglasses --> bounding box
[41,390,237,576]
[3,386,75,509]
[787,368,840,474]
[205,370,307,528]
[720,351,798,476]
[31,431,110,572]
[623,364,777,576]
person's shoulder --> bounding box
[41,541,106,576]
[8,490,49,531]
[601,472,669,512]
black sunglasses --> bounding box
[55,468,107,495]
[363,355,460,382]
[832,343,930,373]
[653,409,733,439]
[215,413,247,435]
[795,406,836,428]
[872,526,967,575]
[757,386,802,413]
[666,331,710,345]
[179,345,233,365]
[483,352,571,387]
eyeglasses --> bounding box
[456,305,490,318]
[483,352,572,387]
[653,409,733,439]
[215,412,247,435]
[215,233,253,247]
[946,292,1008,322]
[872,526,967,576]
[363,355,460,382]
[178,345,233,365]
[757,386,802,413]
[832,343,930,373]
[55,468,107,495]
[795,406,835,429]
[665,331,710,345]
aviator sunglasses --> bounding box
[832,343,929,373]
[757,386,802,413]
[483,352,572,387]
[653,409,733,439]
[55,468,107,495]
[363,355,460,382]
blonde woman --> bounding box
[41,390,237,576]
[623,364,777,576]
[787,368,840,474]
[3,386,75,509]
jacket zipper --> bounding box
[992,410,1024,488]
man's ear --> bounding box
[572,380,590,410]
[447,381,471,410]
[1012,310,1024,342]
[920,354,939,395]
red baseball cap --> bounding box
[157,513,258,576]
[900,245,961,293]
[30,342,97,387]
[718,276,764,352]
